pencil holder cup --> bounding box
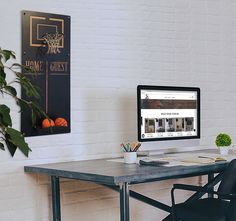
[124,152,137,164]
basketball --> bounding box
[55,118,68,127]
[42,119,55,128]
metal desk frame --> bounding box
[25,151,228,221]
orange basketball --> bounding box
[55,118,68,127]
[42,119,55,128]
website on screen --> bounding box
[140,90,198,139]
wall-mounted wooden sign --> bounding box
[21,10,71,136]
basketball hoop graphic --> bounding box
[43,32,64,54]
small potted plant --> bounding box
[215,133,232,155]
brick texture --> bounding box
[0,0,235,220]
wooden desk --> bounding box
[24,150,230,221]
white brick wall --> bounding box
[0,0,235,220]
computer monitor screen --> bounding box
[137,85,200,142]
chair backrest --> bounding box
[218,159,236,194]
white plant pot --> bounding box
[124,152,137,164]
[219,147,229,155]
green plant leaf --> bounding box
[0,67,6,87]
[5,127,31,157]
[0,105,12,127]
[31,111,37,127]
[0,67,6,78]
[5,139,17,157]
[15,73,40,99]
[30,101,47,127]
[4,85,17,96]
[0,142,4,151]
[0,47,47,158]
[2,50,15,61]
[12,63,34,73]
[215,133,232,147]
[31,101,46,116]
[16,98,28,112]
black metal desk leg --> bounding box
[208,173,214,198]
[51,176,61,221]
[120,183,130,221]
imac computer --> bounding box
[137,85,200,142]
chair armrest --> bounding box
[172,184,236,200]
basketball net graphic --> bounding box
[43,32,64,54]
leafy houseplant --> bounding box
[0,48,45,157]
[215,133,232,155]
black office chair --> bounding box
[171,159,236,221]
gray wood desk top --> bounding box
[24,150,229,185]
